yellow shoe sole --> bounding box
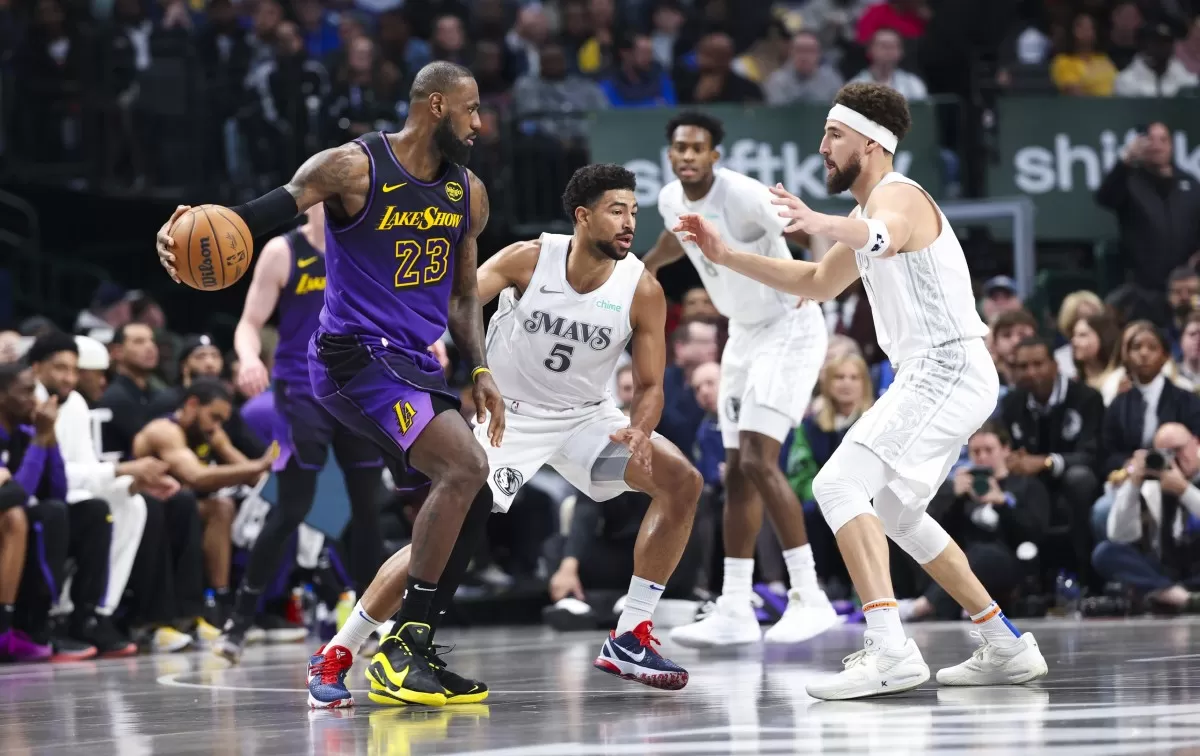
[366,662,447,707]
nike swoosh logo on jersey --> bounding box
[539,285,562,294]
[382,183,407,192]
[612,641,646,663]
[297,256,319,268]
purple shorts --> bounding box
[271,379,383,472]
[308,333,461,469]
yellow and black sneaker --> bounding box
[428,644,489,704]
[367,622,447,707]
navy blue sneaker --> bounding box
[593,621,688,690]
[307,644,354,709]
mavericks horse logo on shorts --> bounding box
[494,467,524,497]
[725,397,741,423]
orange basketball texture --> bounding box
[170,205,254,291]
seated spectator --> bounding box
[764,30,844,106]
[1072,311,1122,402]
[1003,338,1104,579]
[1104,320,1196,406]
[1178,312,1200,386]
[1095,122,1200,296]
[0,467,30,660]
[1166,266,1200,357]
[689,361,723,488]
[1102,321,1200,479]
[325,36,403,143]
[29,334,174,657]
[732,18,790,85]
[132,379,277,634]
[1054,290,1105,379]
[506,4,549,77]
[1178,14,1200,76]
[850,28,927,101]
[0,363,112,662]
[1107,1,1142,70]
[615,364,635,415]
[599,32,676,108]
[1114,21,1198,97]
[680,288,720,322]
[430,13,469,66]
[1050,12,1117,96]
[1093,422,1200,612]
[902,423,1050,621]
[675,32,763,105]
[989,308,1038,390]
[981,276,1024,325]
[659,320,719,457]
[574,0,617,76]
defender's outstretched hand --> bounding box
[769,183,821,235]
[673,214,730,266]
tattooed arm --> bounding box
[448,171,505,446]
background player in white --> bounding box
[674,82,1048,700]
[644,111,837,647]
[318,164,703,706]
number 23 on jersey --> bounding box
[394,237,451,288]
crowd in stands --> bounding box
[3,0,1200,662]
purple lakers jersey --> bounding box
[274,229,325,385]
[320,131,472,352]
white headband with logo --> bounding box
[827,103,898,153]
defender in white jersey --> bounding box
[354,165,703,695]
[675,83,1048,700]
[644,112,837,648]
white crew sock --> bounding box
[862,598,906,648]
[970,601,1022,648]
[615,576,665,634]
[326,601,382,655]
[722,557,755,608]
[781,544,824,598]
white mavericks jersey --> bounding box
[855,173,988,364]
[657,167,799,325]
[485,232,643,410]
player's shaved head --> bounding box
[410,61,473,102]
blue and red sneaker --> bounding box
[307,644,354,709]
[593,620,688,691]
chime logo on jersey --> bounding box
[493,467,523,496]
[522,311,614,351]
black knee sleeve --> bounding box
[343,467,385,595]
[240,465,318,594]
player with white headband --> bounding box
[674,82,1048,700]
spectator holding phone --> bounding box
[899,423,1050,621]
[1093,422,1200,612]
[1095,121,1200,295]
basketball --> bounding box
[170,205,254,291]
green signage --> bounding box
[988,96,1200,241]
[588,102,943,250]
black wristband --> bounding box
[229,186,300,239]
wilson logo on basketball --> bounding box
[198,236,218,288]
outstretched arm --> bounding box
[769,182,923,258]
[674,213,861,301]
[476,239,541,304]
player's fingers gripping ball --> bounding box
[169,205,255,290]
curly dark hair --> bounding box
[664,111,725,149]
[832,83,912,150]
[561,164,637,221]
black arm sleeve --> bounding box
[229,186,300,239]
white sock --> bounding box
[970,601,1022,648]
[615,576,664,634]
[721,557,754,607]
[781,544,823,597]
[862,598,906,647]
[327,601,382,655]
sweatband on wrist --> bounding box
[855,217,890,258]
[471,366,491,382]
[229,186,300,239]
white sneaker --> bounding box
[936,631,1048,686]
[763,589,841,644]
[669,595,762,649]
[805,631,930,701]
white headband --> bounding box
[827,103,898,154]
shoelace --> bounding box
[427,643,456,670]
[840,649,870,669]
[631,622,661,650]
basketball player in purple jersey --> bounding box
[155,62,505,709]
[213,203,387,664]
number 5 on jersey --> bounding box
[394,238,451,288]
[545,343,573,373]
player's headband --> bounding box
[827,103,898,154]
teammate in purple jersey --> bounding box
[214,203,388,664]
[155,61,505,709]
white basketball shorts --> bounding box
[718,302,827,449]
[474,397,660,513]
